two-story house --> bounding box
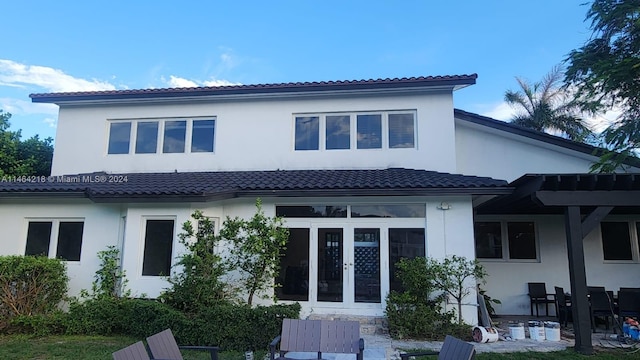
[1,75,639,332]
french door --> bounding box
[314,225,382,306]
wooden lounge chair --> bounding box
[147,328,220,360]
[400,335,476,360]
[269,318,364,360]
[112,341,153,360]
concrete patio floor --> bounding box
[287,315,638,359]
[359,315,637,360]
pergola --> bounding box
[477,173,640,354]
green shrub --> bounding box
[393,257,444,306]
[10,296,299,352]
[0,255,68,329]
[385,291,457,340]
[181,302,300,351]
[385,256,471,340]
[81,246,131,300]
[161,210,231,312]
[64,297,127,335]
[119,298,189,338]
[8,311,66,336]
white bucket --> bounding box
[528,321,545,341]
[472,326,499,343]
[508,322,525,340]
[544,321,561,341]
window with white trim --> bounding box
[25,220,85,261]
[293,111,416,151]
[474,221,538,260]
[107,118,215,155]
[142,219,175,276]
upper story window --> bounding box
[326,115,350,150]
[135,122,159,154]
[192,120,216,152]
[107,117,216,155]
[474,220,538,261]
[25,219,85,261]
[357,114,382,149]
[295,116,319,151]
[293,111,416,151]
[108,122,132,154]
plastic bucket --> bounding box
[472,326,499,343]
[508,322,525,340]
[544,321,561,341]
[528,321,545,341]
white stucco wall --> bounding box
[51,92,457,175]
[454,120,597,182]
[425,196,479,324]
[0,200,123,297]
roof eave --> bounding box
[30,77,477,105]
[1,186,510,203]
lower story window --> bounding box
[601,221,634,261]
[25,220,84,261]
[389,228,425,292]
[142,219,175,276]
[474,221,537,260]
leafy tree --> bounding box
[161,210,230,312]
[428,255,487,324]
[0,110,53,177]
[220,199,289,305]
[505,66,594,142]
[18,135,53,177]
[564,0,640,172]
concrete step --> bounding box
[306,314,388,335]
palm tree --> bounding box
[505,66,593,142]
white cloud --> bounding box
[165,75,241,88]
[43,117,57,128]
[584,109,620,133]
[0,59,116,93]
[167,75,199,88]
[0,97,58,116]
[203,79,241,87]
[480,102,514,122]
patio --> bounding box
[357,315,636,360]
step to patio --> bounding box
[306,314,389,335]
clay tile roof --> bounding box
[29,75,478,103]
[0,168,508,202]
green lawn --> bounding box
[0,335,264,360]
[0,335,638,360]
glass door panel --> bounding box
[388,228,425,292]
[317,228,343,302]
[276,228,310,301]
[353,228,381,303]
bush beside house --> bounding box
[385,256,489,341]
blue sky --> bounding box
[1,0,595,141]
